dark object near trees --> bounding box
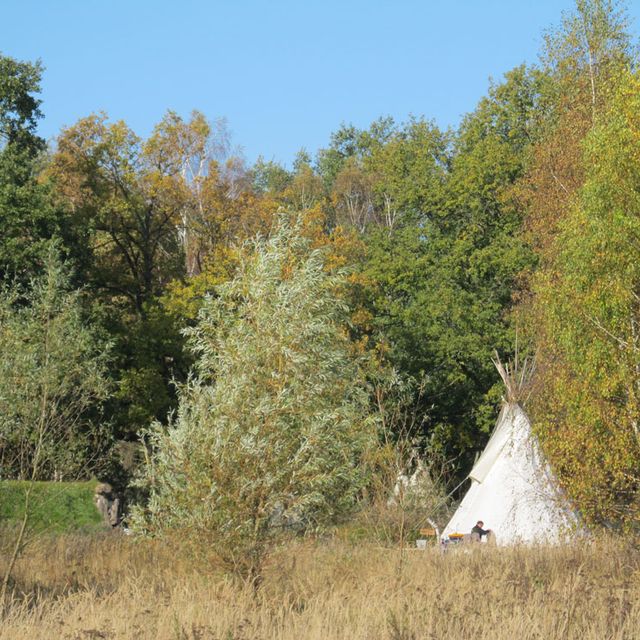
[94,482,121,527]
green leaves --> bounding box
[132,217,376,577]
[0,54,66,282]
[353,67,540,466]
[0,54,43,146]
[528,70,640,526]
[0,246,112,480]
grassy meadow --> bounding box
[0,533,638,639]
[0,481,104,535]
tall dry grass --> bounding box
[1,532,638,639]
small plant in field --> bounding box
[131,215,377,583]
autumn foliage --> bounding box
[1,0,640,545]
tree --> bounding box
[0,54,42,146]
[48,112,259,439]
[285,155,326,212]
[355,67,541,468]
[0,246,113,608]
[0,246,112,481]
[49,113,185,313]
[541,0,632,118]
[363,118,448,230]
[251,156,292,196]
[131,217,376,582]
[318,118,448,232]
[0,54,64,281]
[333,156,375,232]
[521,0,633,253]
[527,70,640,526]
[517,0,638,526]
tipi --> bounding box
[442,354,579,545]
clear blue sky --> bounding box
[3,1,639,166]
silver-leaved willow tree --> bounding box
[131,215,377,582]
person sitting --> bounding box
[471,520,491,541]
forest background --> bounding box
[1,0,640,554]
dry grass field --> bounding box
[0,533,639,639]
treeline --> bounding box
[0,0,638,532]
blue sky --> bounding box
[3,1,639,166]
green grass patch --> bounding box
[0,480,105,534]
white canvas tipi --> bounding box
[442,355,578,545]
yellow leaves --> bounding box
[144,110,222,184]
[323,225,366,273]
[282,165,325,211]
[521,66,640,527]
[49,113,143,210]
[351,308,374,332]
[162,246,242,321]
